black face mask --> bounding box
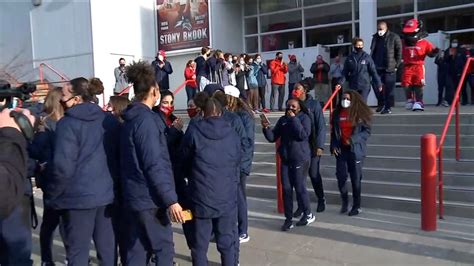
[354,47,363,53]
[120,64,125,67]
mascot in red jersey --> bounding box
[402,18,439,111]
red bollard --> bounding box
[420,134,437,231]
[275,139,284,214]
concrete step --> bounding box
[250,163,474,188]
[248,175,474,204]
[252,153,474,172]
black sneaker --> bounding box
[375,106,383,112]
[292,208,303,218]
[316,200,326,213]
[340,203,348,214]
[380,108,391,114]
[348,207,362,216]
[281,220,294,231]
[296,213,316,226]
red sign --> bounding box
[156,0,210,52]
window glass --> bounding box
[306,24,352,47]
[246,37,258,53]
[418,0,473,11]
[260,0,302,13]
[260,10,302,33]
[261,31,303,52]
[245,17,258,35]
[304,2,352,26]
[377,0,413,16]
[244,0,258,16]
[419,7,474,34]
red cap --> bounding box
[158,50,166,58]
[403,19,420,34]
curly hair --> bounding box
[125,61,157,101]
[88,77,104,96]
[334,90,372,126]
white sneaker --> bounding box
[239,233,250,243]
[405,100,414,110]
[412,101,424,111]
[441,100,449,107]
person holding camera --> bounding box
[262,98,315,231]
[114,58,129,97]
[0,107,36,266]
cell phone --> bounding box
[170,209,193,223]
[260,113,270,125]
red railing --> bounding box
[420,57,473,230]
[39,62,69,83]
[275,84,342,213]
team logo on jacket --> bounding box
[361,60,366,65]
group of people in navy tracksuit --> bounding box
[11,60,255,266]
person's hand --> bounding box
[318,64,323,69]
[261,119,270,129]
[172,117,184,131]
[345,139,351,145]
[286,110,295,117]
[168,203,185,224]
[0,108,35,132]
[316,148,323,157]
[331,148,340,156]
[159,62,165,68]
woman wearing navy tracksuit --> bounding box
[48,78,118,265]
[180,97,241,266]
[120,62,184,266]
[330,90,372,216]
[262,98,315,231]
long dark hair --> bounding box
[334,90,372,126]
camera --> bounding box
[0,79,37,109]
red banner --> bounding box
[156,0,210,52]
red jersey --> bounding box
[339,109,353,146]
[402,39,435,65]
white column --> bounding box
[359,0,378,106]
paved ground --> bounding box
[31,191,474,265]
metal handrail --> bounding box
[322,84,342,112]
[39,62,69,83]
[435,57,473,219]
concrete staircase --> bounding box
[246,106,474,219]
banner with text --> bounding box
[157,0,210,52]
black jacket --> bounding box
[180,116,241,218]
[0,128,28,219]
[370,31,402,72]
[152,60,173,91]
[330,109,371,161]
[339,50,382,92]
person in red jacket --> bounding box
[270,51,288,111]
[184,60,197,103]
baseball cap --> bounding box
[224,85,240,98]
[403,18,420,34]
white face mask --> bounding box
[341,99,351,108]
[451,42,458,48]
[239,60,245,65]
[256,58,262,64]
[158,55,164,61]
[378,30,386,36]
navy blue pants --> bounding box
[40,204,66,264]
[237,173,248,236]
[124,208,174,266]
[378,71,396,109]
[0,196,32,266]
[336,148,363,209]
[309,156,325,201]
[281,161,311,220]
[192,211,238,266]
[61,205,115,266]
[185,85,197,103]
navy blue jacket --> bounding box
[236,110,255,176]
[257,63,268,88]
[303,95,327,157]
[195,55,208,79]
[223,110,249,175]
[180,116,241,218]
[120,102,177,211]
[49,103,115,210]
[340,50,382,92]
[330,109,371,161]
[152,59,173,91]
[263,112,312,166]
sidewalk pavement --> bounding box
[31,191,474,265]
